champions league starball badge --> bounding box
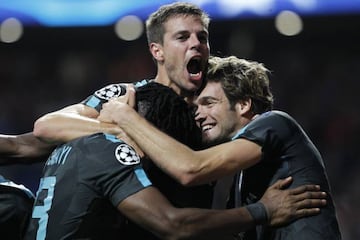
[115,144,140,165]
[94,84,126,100]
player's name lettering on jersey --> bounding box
[46,145,72,166]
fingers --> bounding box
[289,190,327,219]
[126,85,136,108]
[293,191,327,209]
[289,184,321,195]
[293,207,321,219]
[111,84,136,108]
[265,181,328,226]
[288,185,327,209]
[298,198,327,209]
[271,176,293,190]
[293,189,327,201]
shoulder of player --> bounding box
[79,133,141,167]
[255,110,294,123]
[64,133,124,154]
[87,79,151,101]
[78,133,125,145]
[256,110,303,139]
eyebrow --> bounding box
[196,96,220,105]
[173,29,208,36]
[172,30,189,38]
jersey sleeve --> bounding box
[0,175,35,199]
[81,83,127,112]
[81,133,152,207]
[235,111,287,162]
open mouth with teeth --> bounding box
[187,57,203,82]
[202,124,214,133]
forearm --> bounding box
[100,100,250,185]
[0,132,54,165]
[34,113,121,143]
[120,187,256,240]
[117,111,262,185]
[167,206,256,239]
[116,111,203,184]
[33,103,123,144]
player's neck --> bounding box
[153,74,184,97]
[153,70,195,103]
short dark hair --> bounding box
[146,2,210,45]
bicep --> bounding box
[225,138,262,169]
[196,139,262,182]
[33,103,101,143]
[58,103,99,118]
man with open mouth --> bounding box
[0,2,213,239]
[0,2,328,240]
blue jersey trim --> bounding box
[232,125,249,140]
[104,133,121,143]
[85,95,101,108]
[134,79,149,88]
[0,175,35,199]
[135,168,152,187]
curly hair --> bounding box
[134,82,212,209]
[135,81,202,149]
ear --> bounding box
[235,99,252,115]
[149,42,164,61]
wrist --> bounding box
[245,202,269,225]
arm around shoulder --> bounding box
[33,103,122,143]
[117,186,256,240]
[0,132,54,165]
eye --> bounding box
[177,33,189,41]
[204,100,216,108]
[198,33,208,43]
[210,97,219,104]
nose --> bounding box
[189,34,201,50]
[194,106,206,123]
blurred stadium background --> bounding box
[0,0,359,239]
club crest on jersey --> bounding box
[94,84,125,100]
[115,144,140,165]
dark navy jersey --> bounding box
[25,133,151,240]
[82,79,150,112]
[233,110,341,240]
[80,80,214,239]
[81,79,212,205]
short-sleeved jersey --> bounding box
[0,175,34,240]
[81,80,213,239]
[25,133,152,240]
[82,80,213,204]
[81,79,148,112]
[233,111,341,240]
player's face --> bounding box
[161,15,209,96]
[194,81,242,146]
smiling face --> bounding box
[151,15,209,97]
[194,81,243,146]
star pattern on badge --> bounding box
[115,144,140,165]
[94,84,125,100]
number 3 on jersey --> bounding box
[32,176,56,240]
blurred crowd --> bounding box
[0,15,359,239]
